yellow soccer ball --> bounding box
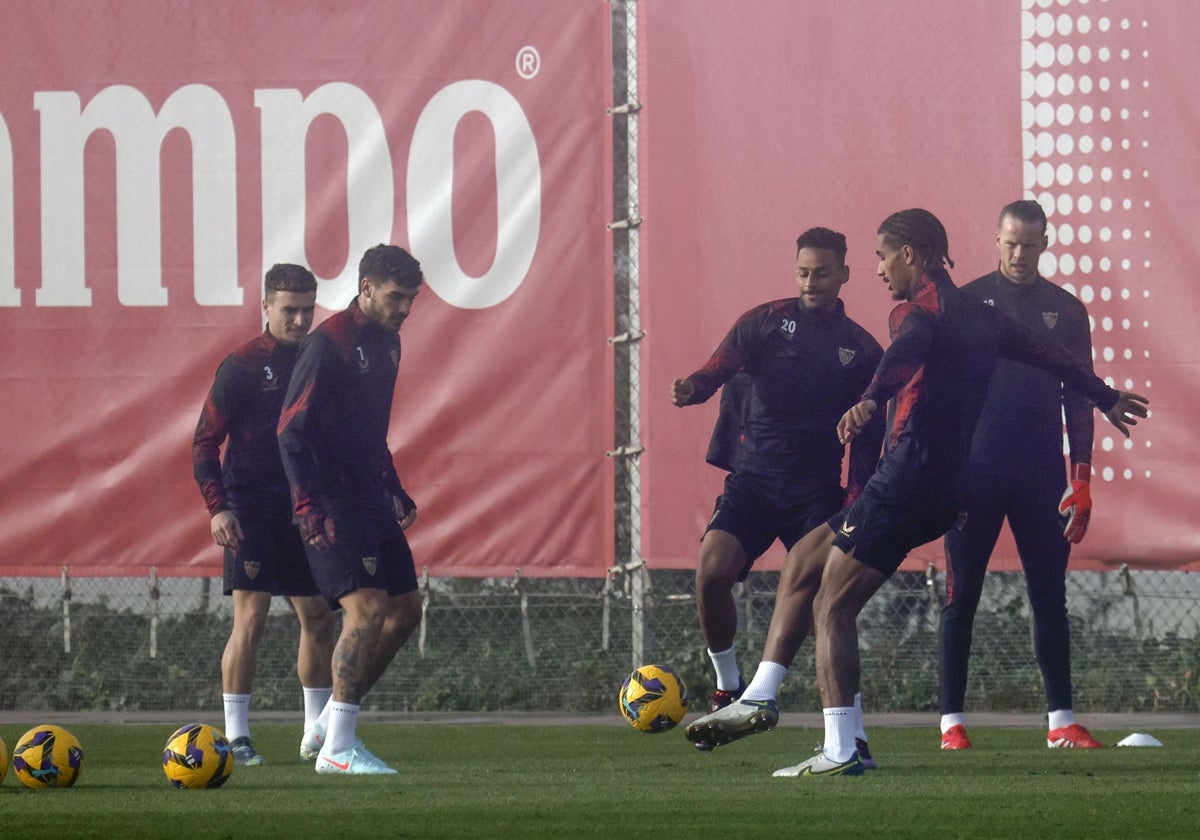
[162,723,234,789]
[619,664,689,733]
[12,725,84,788]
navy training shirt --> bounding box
[277,296,407,538]
[686,297,884,504]
[861,270,1117,505]
[193,330,298,515]
[961,270,1094,478]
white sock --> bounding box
[941,713,966,734]
[303,686,333,729]
[823,706,856,761]
[324,701,360,755]
[223,693,251,741]
[1048,709,1075,730]
[853,692,868,741]
[707,646,742,691]
[742,661,788,702]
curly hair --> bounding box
[877,208,955,272]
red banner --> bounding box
[641,0,1200,572]
[0,1,613,577]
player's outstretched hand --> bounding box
[669,378,695,406]
[838,399,878,445]
[1103,391,1149,438]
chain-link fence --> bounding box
[2,568,1196,716]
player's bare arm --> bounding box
[837,399,878,445]
[1103,391,1149,438]
[210,509,244,553]
[670,377,695,406]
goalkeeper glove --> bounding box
[1058,463,1092,544]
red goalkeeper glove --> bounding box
[1058,463,1092,544]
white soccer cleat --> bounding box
[772,748,865,778]
[684,697,779,750]
[300,722,325,761]
[315,740,397,775]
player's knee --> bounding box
[231,610,268,646]
[696,556,741,594]
[389,593,422,634]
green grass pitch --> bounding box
[2,721,1197,838]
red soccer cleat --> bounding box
[1047,723,1102,749]
[940,724,973,750]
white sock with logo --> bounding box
[822,706,856,762]
[323,701,360,756]
[223,693,251,741]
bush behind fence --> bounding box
[1,569,1197,717]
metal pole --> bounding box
[60,566,71,654]
[609,0,645,669]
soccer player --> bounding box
[939,200,1103,750]
[689,209,1147,777]
[671,227,884,761]
[193,263,336,766]
[278,244,425,775]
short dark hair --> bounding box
[264,263,317,295]
[997,199,1048,234]
[878,208,955,271]
[795,227,847,263]
[358,244,423,288]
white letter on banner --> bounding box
[256,84,394,311]
[0,111,16,306]
[34,86,239,307]
[407,80,541,310]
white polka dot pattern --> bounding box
[1020,0,1152,481]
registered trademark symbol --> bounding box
[516,45,541,80]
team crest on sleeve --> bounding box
[838,347,856,366]
[1042,312,1059,329]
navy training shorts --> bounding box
[303,500,418,608]
[828,485,959,577]
[223,503,320,597]
[705,472,845,580]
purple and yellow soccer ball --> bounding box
[619,664,689,733]
[12,725,84,788]
[162,723,233,789]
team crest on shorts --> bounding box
[243,560,261,580]
[838,347,856,366]
[1042,311,1059,329]
[362,556,378,576]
